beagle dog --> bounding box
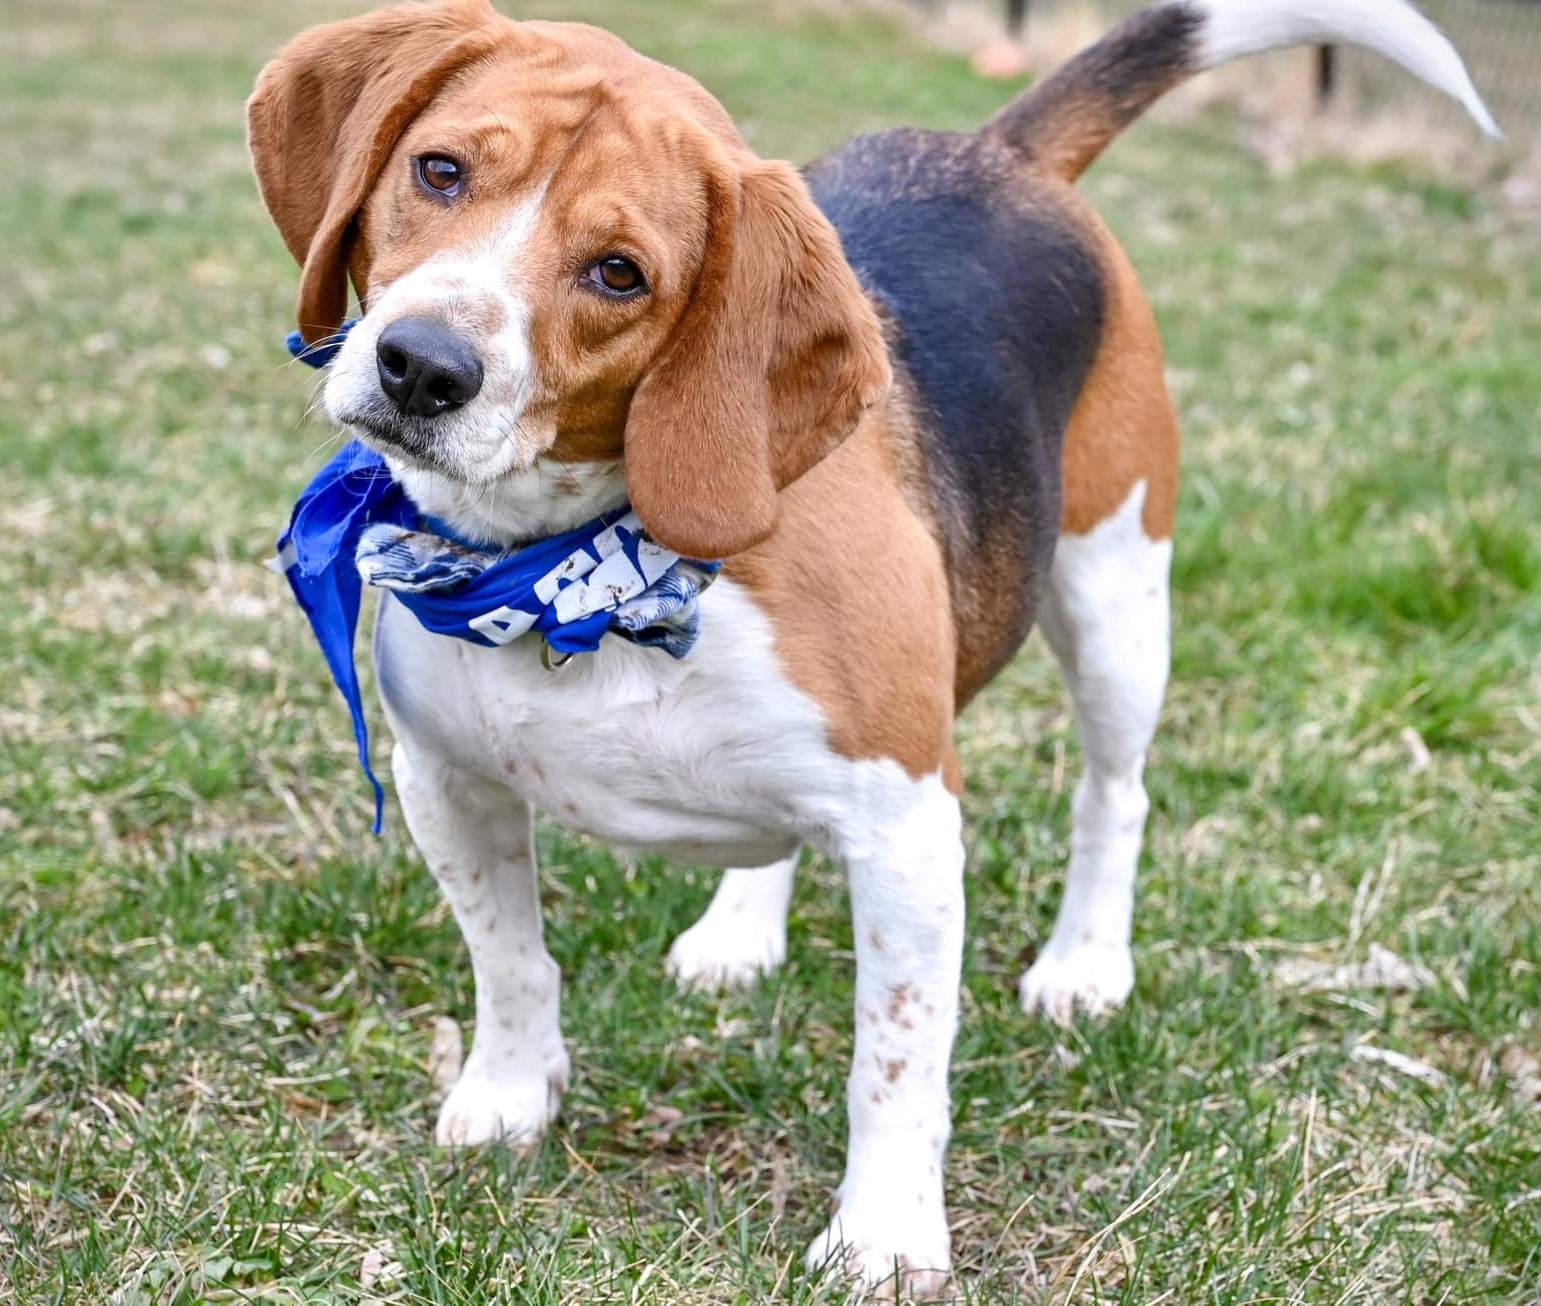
[250,0,1492,1293]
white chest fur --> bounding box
[373,577,849,865]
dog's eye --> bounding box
[586,256,646,296]
[416,155,463,197]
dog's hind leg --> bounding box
[1021,479,1172,1023]
[1018,233,1177,1025]
[666,852,798,990]
[392,742,570,1146]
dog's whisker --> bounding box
[305,428,347,464]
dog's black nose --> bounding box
[376,317,484,418]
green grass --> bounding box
[2,0,1539,1302]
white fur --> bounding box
[392,746,569,1146]
[1195,0,1498,136]
[375,548,964,1292]
[808,774,962,1296]
[1024,481,1171,1023]
[393,456,626,546]
[324,190,561,489]
[665,854,798,990]
[380,577,812,866]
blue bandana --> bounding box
[285,323,356,369]
[275,325,719,830]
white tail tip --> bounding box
[1196,0,1501,138]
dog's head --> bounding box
[249,0,889,557]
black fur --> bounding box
[806,128,1106,698]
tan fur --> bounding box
[622,151,892,561]
[248,0,509,342]
[1005,88,1158,185]
[984,5,1199,185]
[1060,216,1180,541]
[725,412,958,785]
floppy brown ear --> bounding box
[247,0,507,345]
[623,157,892,561]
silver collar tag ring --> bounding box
[540,640,576,673]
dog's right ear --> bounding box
[247,0,506,345]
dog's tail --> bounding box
[987,0,1498,183]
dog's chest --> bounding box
[372,578,831,863]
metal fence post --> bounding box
[1316,44,1338,108]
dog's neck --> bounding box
[388,456,629,550]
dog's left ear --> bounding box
[247,0,507,344]
[624,155,891,561]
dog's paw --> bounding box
[665,915,785,991]
[806,1202,952,1301]
[434,1055,569,1148]
[1018,941,1134,1025]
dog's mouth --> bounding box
[338,409,538,489]
[338,408,441,467]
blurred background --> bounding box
[937,0,1541,153]
[2,1,1538,1303]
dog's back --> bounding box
[806,0,1496,704]
[809,132,1112,702]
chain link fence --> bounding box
[948,0,1541,146]
[1328,0,1541,142]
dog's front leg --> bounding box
[807,774,965,1300]
[392,742,570,1148]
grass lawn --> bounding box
[2,0,1539,1301]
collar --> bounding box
[277,328,719,831]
